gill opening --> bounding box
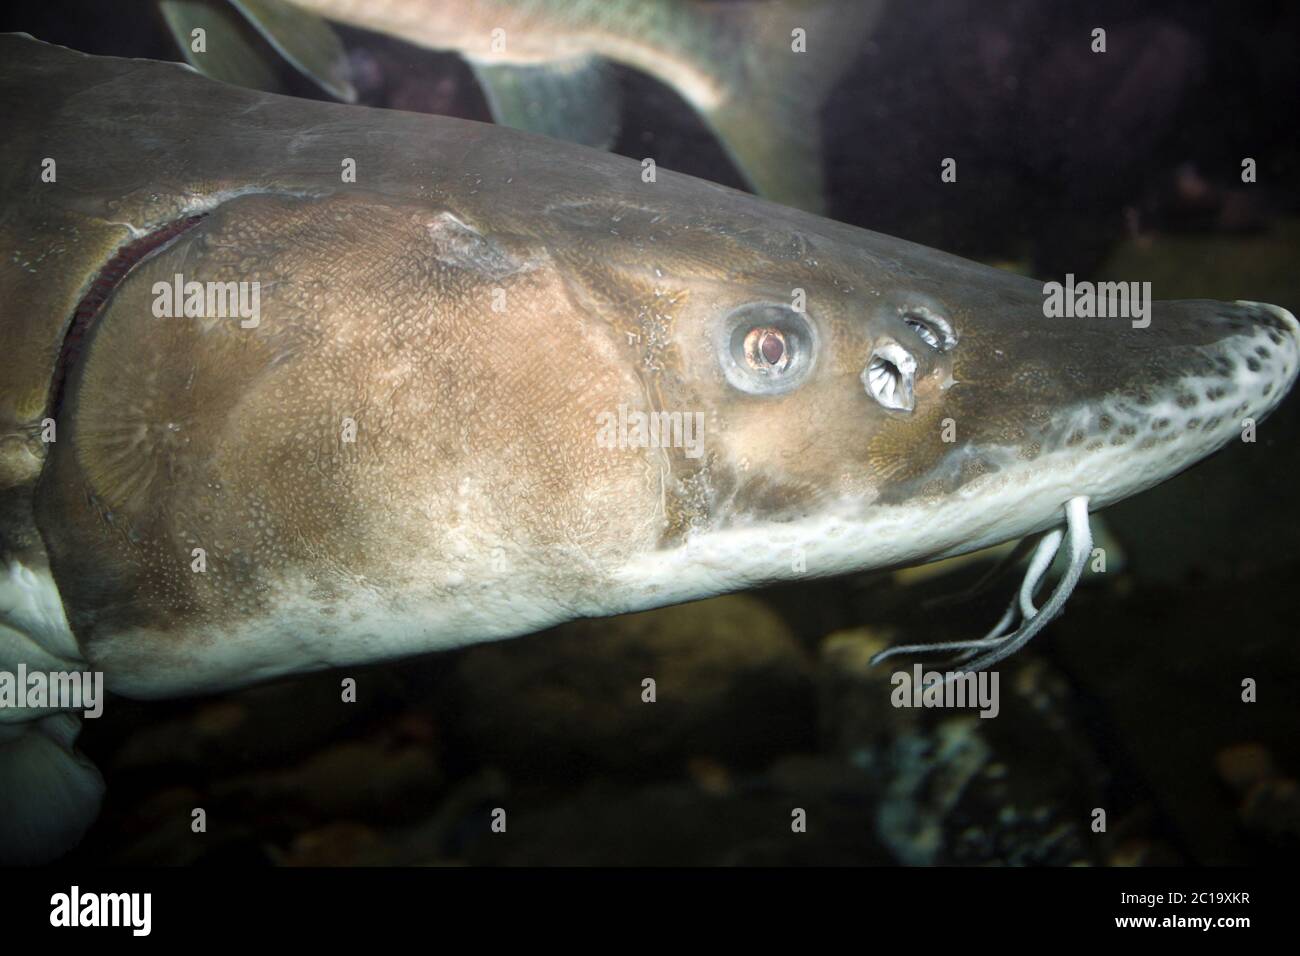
[870,495,1093,676]
[48,213,209,419]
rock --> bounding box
[446,594,816,777]
[214,731,444,821]
[454,777,891,866]
[108,667,398,776]
[1216,743,1278,796]
[278,823,387,866]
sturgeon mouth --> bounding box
[868,300,1300,672]
[49,214,209,417]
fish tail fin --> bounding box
[699,0,884,213]
[0,561,104,864]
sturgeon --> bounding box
[160,0,882,213]
[1,35,1296,862]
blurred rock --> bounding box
[1216,742,1300,850]
[214,732,444,821]
[1216,742,1278,796]
[455,777,890,866]
[108,667,399,777]
[278,822,387,867]
[447,594,816,777]
[1239,778,1300,847]
[1108,838,1184,867]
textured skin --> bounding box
[1,36,1295,697]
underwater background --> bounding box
[6,0,1299,865]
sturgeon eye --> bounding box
[718,303,818,395]
[745,327,790,372]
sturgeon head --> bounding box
[610,244,1300,602]
[604,223,1300,668]
[2,36,1297,704]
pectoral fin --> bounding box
[468,56,621,150]
[0,563,103,863]
[0,715,104,864]
[160,0,286,93]
[159,0,355,102]
[231,0,356,102]
[698,0,885,213]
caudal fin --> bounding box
[700,0,884,213]
[0,561,104,864]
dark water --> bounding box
[6,0,1299,865]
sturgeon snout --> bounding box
[869,298,1299,671]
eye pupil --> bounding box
[760,332,785,365]
[744,326,790,372]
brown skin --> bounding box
[2,37,1293,695]
[40,189,663,642]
